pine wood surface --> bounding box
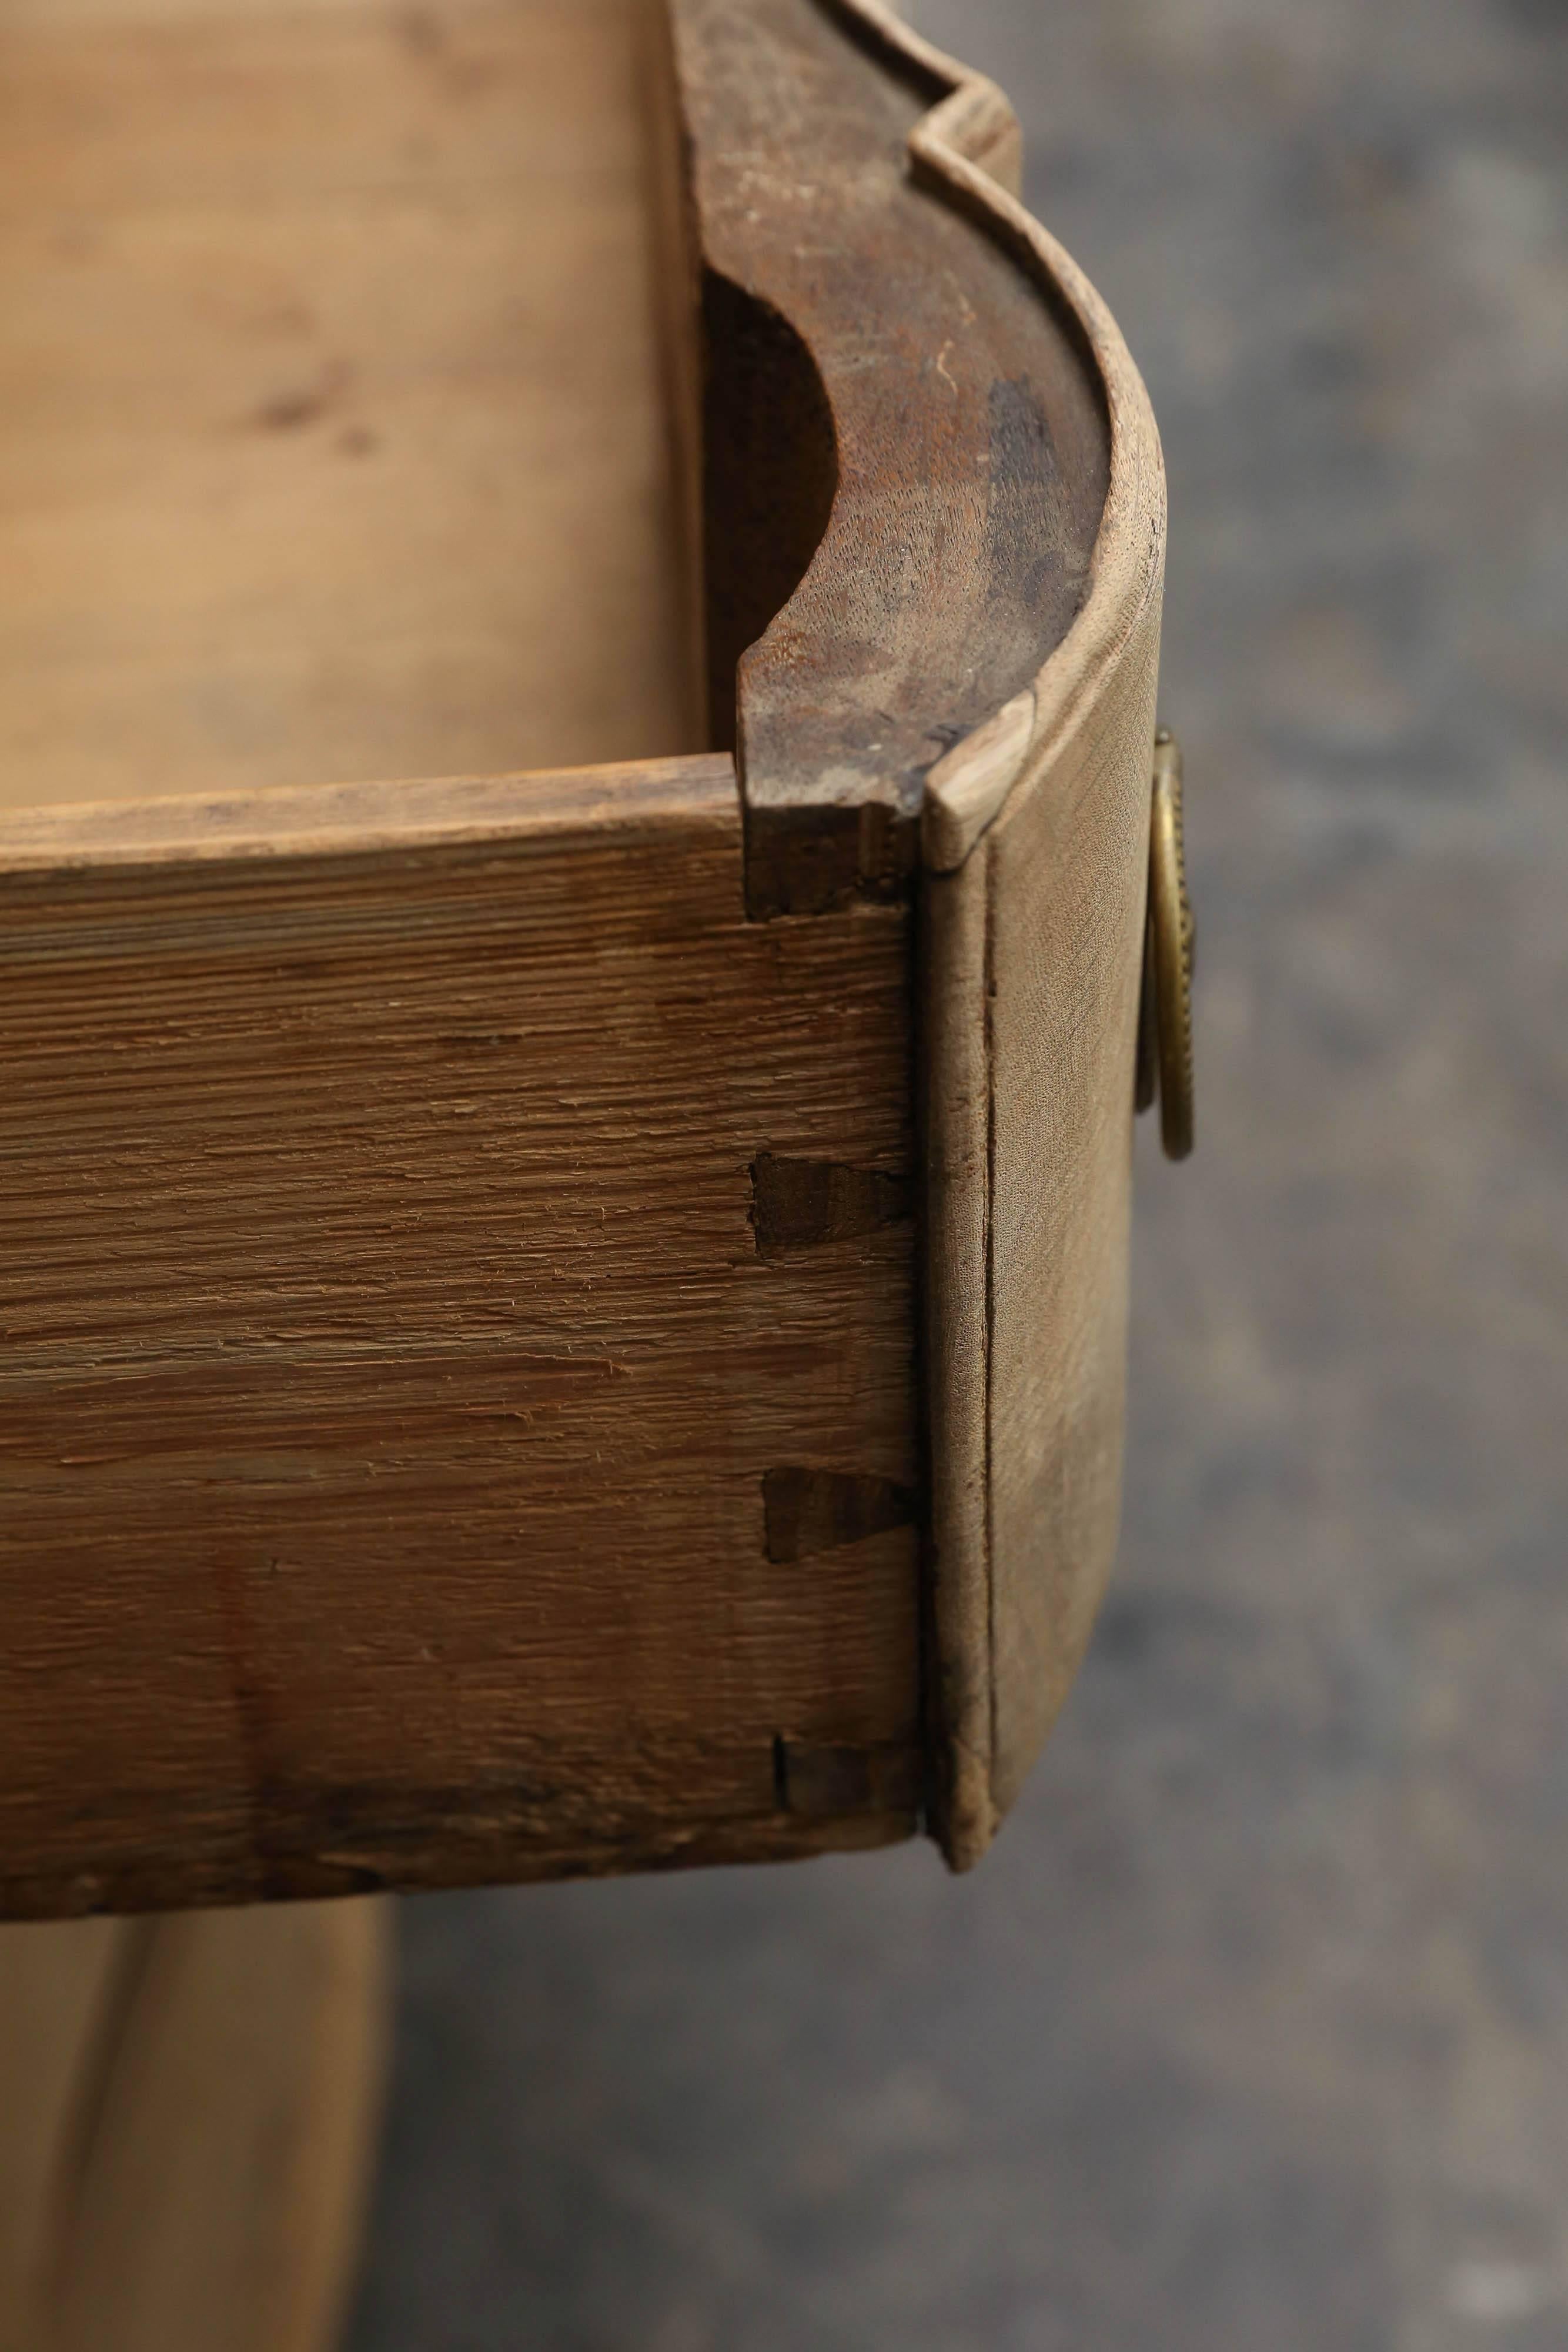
[0,0,688,810]
[0,758,919,1916]
[0,0,1166,1914]
[0,1902,387,2352]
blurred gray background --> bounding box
[347,0,1568,2344]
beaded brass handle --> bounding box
[1135,727,1195,1160]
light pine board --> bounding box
[0,0,691,809]
[0,1902,387,2352]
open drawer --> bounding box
[0,0,1166,1920]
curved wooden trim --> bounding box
[667,0,1116,914]
[863,0,1167,1865]
[673,0,1168,1863]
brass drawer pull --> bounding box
[1135,726,1195,1159]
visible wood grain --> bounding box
[0,1916,131,2349]
[0,0,688,808]
[0,1904,384,2350]
[53,1902,388,2352]
[0,757,919,1916]
[667,0,1110,913]
[884,0,1168,1864]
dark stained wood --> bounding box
[668,0,1111,913]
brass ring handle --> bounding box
[1134,727,1195,1160]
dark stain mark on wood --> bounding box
[0,1779,915,1917]
[762,1465,917,1562]
[254,360,350,433]
[774,1738,921,1818]
[749,1151,912,1256]
[984,376,1080,628]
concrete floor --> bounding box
[346,1,1568,2344]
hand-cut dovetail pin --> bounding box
[1135,727,1195,1160]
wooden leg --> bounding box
[0,1903,389,2352]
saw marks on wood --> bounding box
[0,756,920,1914]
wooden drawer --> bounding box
[0,0,1165,1919]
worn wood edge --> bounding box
[932,389,1164,1865]
[817,0,1025,200]
[820,0,1168,1867]
[0,1813,917,1925]
[826,0,1164,868]
[670,0,1109,915]
[0,754,738,874]
[922,689,1037,866]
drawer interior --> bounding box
[0,0,694,812]
[0,0,946,1921]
